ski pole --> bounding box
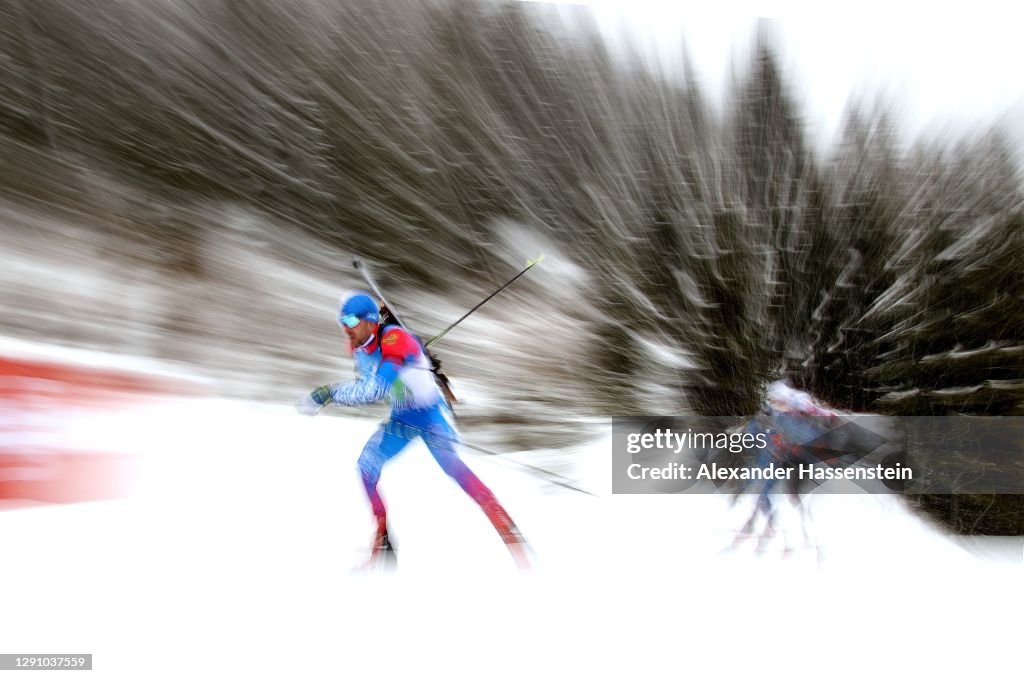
[425,255,543,348]
[419,425,595,497]
[339,405,594,496]
[383,415,594,496]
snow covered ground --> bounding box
[0,396,1021,682]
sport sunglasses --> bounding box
[339,314,363,329]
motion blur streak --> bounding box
[0,1,1021,529]
[0,342,201,506]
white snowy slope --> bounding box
[0,397,1020,683]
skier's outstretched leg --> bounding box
[731,479,775,551]
[356,427,410,569]
[419,411,530,568]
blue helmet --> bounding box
[338,291,380,328]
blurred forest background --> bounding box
[1,0,1021,531]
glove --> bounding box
[297,385,332,416]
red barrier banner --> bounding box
[0,351,199,506]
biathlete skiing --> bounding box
[298,291,529,569]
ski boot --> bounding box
[357,517,396,572]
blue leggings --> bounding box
[357,407,496,520]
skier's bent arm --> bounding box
[298,327,420,415]
[327,361,400,407]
